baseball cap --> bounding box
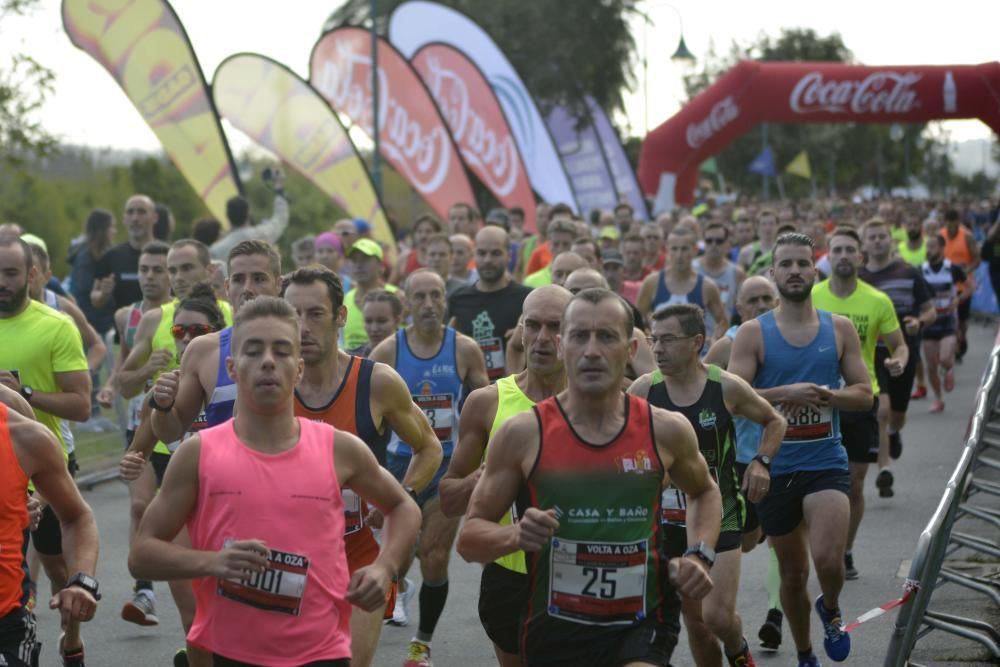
[598,225,621,241]
[315,231,343,251]
[20,233,47,253]
[348,238,383,261]
[353,218,372,235]
[601,249,624,266]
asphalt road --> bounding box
[34,321,999,667]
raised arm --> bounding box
[374,364,443,494]
[118,309,170,398]
[721,370,786,503]
[439,385,496,518]
[150,334,212,443]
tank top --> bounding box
[152,301,180,370]
[723,325,762,465]
[652,272,705,315]
[205,327,237,427]
[342,285,399,352]
[753,310,845,476]
[125,301,147,431]
[897,240,927,267]
[387,327,462,457]
[41,291,76,455]
[647,365,743,534]
[187,418,351,665]
[519,395,664,664]
[943,224,973,267]
[487,375,535,574]
[294,356,384,540]
[694,259,738,316]
[922,259,960,332]
[0,404,29,617]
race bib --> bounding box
[217,544,309,616]
[414,393,454,442]
[660,468,718,525]
[785,404,833,442]
[548,538,648,626]
[343,488,365,536]
[480,337,506,381]
[934,295,953,313]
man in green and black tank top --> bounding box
[630,303,786,667]
[458,288,722,667]
[441,285,571,666]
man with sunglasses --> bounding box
[694,223,745,326]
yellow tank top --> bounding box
[343,285,398,350]
[897,240,927,267]
[488,375,536,574]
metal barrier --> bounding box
[883,338,1000,666]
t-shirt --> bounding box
[525,241,551,274]
[523,266,551,288]
[447,281,532,383]
[0,301,88,454]
[811,279,900,395]
[342,284,399,351]
[94,242,143,310]
[858,260,931,347]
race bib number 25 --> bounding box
[548,538,647,626]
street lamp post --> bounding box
[641,2,695,136]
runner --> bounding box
[97,241,172,626]
[0,388,100,667]
[858,219,937,498]
[810,227,907,580]
[637,228,729,340]
[129,296,422,666]
[342,240,399,353]
[370,269,489,667]
[728,232,873,667]
[523,218,578,287]
[448,234,478,287]
[448,226,532,385]
[940,209,979,362]
[439,285,571,667]
[629,303,786,667]
[694,223,746,324]
[737,210,779,276]
[0,236,93,666]
[458,287,722,667]
[282,266,444,667]
[703,277,788,652]
[346,289,403,358]
[90,193,156,312]
[150,240,284,445]
[390,215,442,285]
[920,234,968,413]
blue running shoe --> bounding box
[797,653,821,667]
[814,595,850,661]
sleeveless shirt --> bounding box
[0,404,29,617]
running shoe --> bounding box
[727,639,756,666]
[121,590,159,626]
[59,633,85,667]
[844,553,859,581]
[876,469,894,498]
[814,595,851,662]
[757,608,782,650]
[944,370,955,393]
[889,431,903,459]
[387,577,414,627]
[910,385,927,400]
[173,649,190,667]
[797,654,822,667]
[929,400,945,413]
[403,639,432,667]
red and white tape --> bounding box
[843,579,920,633]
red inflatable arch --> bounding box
[638,60,1000,207]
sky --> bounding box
[4,0,999,157]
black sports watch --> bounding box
[20,385,33,403]
[404,486,420,506]
[148,393,174,412]
[683,542,716,569]
[751,454,772,470]
[66,573,101,600]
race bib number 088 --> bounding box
[785,404,833,442]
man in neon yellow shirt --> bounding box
[811,227,907,581]
[343,239,398,352]
[0,236,92,662]
[439,285,570,665]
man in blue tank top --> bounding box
[370,269,489,667]
[150,240,282,444]
[729,233,873,667]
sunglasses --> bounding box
[171,323,215,340]
[704,237,727,245]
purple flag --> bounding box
[587,97,648,219]
[546,104,618,213]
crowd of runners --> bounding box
[0,176,995,667]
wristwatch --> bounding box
[751,454,772,470]
[20,385,33,403]
[148,393,174,412]
[404,485,420,506]
[66,573,101,600]
[683,542,716,569]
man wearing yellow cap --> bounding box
[343,239,399,352]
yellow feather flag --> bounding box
[784,150,812,179]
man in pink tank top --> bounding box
[129,297,421,667]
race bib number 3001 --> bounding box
[548,538,647,626]
[785,404,833,442]
[218,545,309,616]
[414,393,454,441]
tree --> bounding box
[0,0,56,167]
[325,0,639,122]
[679,28,937,198]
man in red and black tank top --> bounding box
[0,387,100,667]
[283,268,443,667]
[458,288,722,667]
